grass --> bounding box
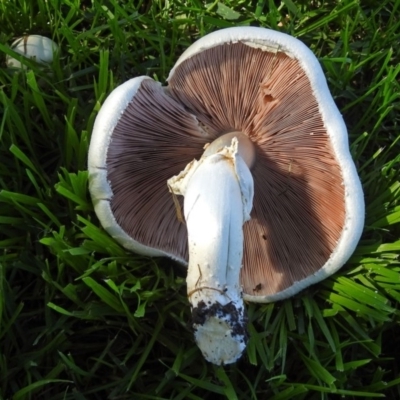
[0,0,399,399]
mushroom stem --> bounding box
[168,136,254,365]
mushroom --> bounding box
[6,35,58,69]
[88,27,364,365]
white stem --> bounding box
[168,138,254,365]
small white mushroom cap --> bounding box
[6,35,58,69]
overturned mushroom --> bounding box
[88,27,364,365]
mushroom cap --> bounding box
[88,27,364,302]
[6,35,58,69]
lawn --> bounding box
[0,0,400,399]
